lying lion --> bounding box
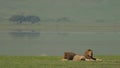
[62,49,102,61]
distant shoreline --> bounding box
[0,23,120,32]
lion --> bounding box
[62,49,102,61]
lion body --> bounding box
[73,55,85,61]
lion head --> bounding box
[84,49,96,60]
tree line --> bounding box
[9,15,40,24]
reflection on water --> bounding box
[9,30,40,38]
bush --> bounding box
[25,16,40,23]
[56,17,71,22]
[9,15,25,23]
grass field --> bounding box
[0,56,120,68]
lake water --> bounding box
[0,30,120,56]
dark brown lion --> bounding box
[84,49,96,60]
[63,52,76,60]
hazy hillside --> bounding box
[0,0,120,24]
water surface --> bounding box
[0,30,120,56]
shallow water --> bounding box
[0,30,120,56]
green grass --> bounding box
[0,56,120,68]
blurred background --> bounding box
[0,0,120,56]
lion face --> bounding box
[84,49,94,59]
